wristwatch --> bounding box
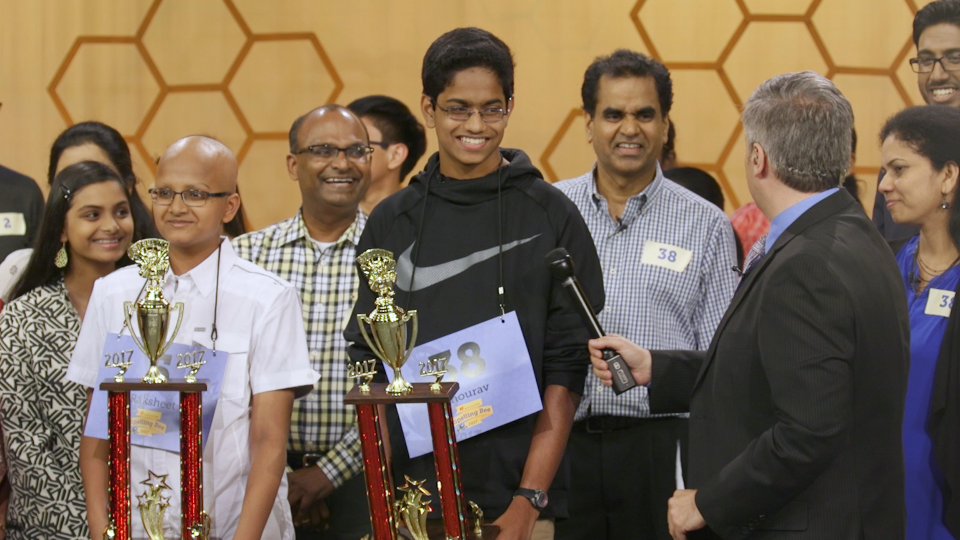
[514,488,548,510]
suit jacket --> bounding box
[650,190,909,539]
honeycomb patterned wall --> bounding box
[0,0,935,229]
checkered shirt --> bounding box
[232,209,366,487]
[554,166,737,420]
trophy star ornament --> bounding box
[123,239,185,384]
[137,470,172,540]
[395,475,432,540]
[356,248,419,395]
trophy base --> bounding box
[421,521,500,539]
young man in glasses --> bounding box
[345,28,603,540]
[233,105,373,540]
[69,136,318,540]
[874,0,960,241]
[347,95,427,215]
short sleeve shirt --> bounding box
[67,240,318,540]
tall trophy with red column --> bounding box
[345,249,498,540]
[101,239,210,540]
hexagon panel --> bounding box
[56,43,161,135]
[542,111,597,182]
[725,22,830,102]
[813,0,913,68]
[141,0,248,85]
[742,0,813,15]
[141,92,248,162]
[669,70,740,164]
[236,140,302,229]
[638,0,743,63]
[229,39,338,133]
[896,44,925,106]
[832,74,907,169]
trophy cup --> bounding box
[123,239,184,384]
[356,249,418,395]
[100,239,209,540]
[346,248,498,540]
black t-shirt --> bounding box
[0,164,43,262]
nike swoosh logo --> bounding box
[396,234,541,292]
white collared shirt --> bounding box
[68,240,318,540]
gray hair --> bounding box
[741,71,853,192]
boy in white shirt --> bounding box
[69,136,318,540]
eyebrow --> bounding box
[444,98,504,107]
[919,47,960,55]
[602,106,657,116]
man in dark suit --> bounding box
[589,71,909,540]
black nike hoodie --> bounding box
[345,148,604,520]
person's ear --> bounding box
[221,192,241,224]
[421,95,437,129]
[286,153,299,181]
[386,143,409,173]
[942,161,959,198]
[751,143,768,177]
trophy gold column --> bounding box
[347,248,497,540]
[100,239,209,540]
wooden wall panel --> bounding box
[0,0,934,227]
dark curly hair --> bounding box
[422,27,514,102]
[914,0,960,45]
[581,49,673,117]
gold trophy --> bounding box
[395,476,432,540]
[356,249,418,395]
[123,239,184,384]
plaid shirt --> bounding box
[555,166,737,420]
[232,209,366,487]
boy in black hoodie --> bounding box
[344,28,603,540]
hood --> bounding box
[409,148,543,204]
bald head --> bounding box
[158,136,238,193]
[288,105,369,153]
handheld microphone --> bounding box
[545,248,638,395]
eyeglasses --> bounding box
[368,140,390,150]
[149,188,231,207]
[294,144,374,162]
[909,55,960,73]
[436,105,508,123]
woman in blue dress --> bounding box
[879,105,960,540]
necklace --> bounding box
[913,247,960,292]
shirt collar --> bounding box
[281,208,366,248]
[165,238,238,298]
[765,188,838,252]
[589,162,664,224]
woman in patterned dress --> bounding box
[0,161,135,539]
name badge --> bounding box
[386,311,543,458]
[641,241,693,273]
[85,333,229,452]
[925,288,955,318]
[0,213,26,236]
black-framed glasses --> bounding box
[294,144,374,162]
[368,140,390,150]
[436,105,508,123]
[909,55,960,73]
[149,188,231,207]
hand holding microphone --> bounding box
[545,248,639,395]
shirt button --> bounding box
[610,268,617,275]
[605,307,611,313]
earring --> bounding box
[55,243,68,268]
[941,194,951,210]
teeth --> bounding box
[324,178,354,183]
[933,88,956,97]
[460,137,485,145]
[618,143,641,148]
[94,239,118,244]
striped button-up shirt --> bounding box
[233,209,365,486]
[554,166,737,420]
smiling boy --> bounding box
[344,28,604,540]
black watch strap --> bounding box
[514,488,548,510]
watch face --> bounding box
[534,491,548,508]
